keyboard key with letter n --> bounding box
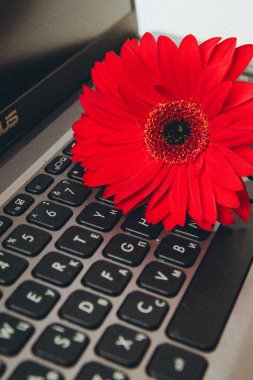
[167,210,253,351]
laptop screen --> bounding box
[0,0,133,110]
[0,0,137,153]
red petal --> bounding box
[225,44,253,81]
[208,38,237,67]
[213,144,253,176]
[234,106,253,124]
[146,189,171,224]
[84,159,143,186]
[223,82,253,110]
[120,43,162,102]
[214,183,239,208]
[105,51,158,105]
[78,140,143,165]
[199,163,217,224]
[234,184,251,222]
[187,162,203,222]
[83,147,144,169]
[81,86,136,120]
[118,84,151,117]
[205,147,244,191]
[208,112,234,132]
[197,62,232,100]
[154,84,173,99]
[148,165,177,208]
[163,213,177,231]
[202,81,232,119]
[211,126,253,148]
[80,96,137,130]
[157,35,180,98]
[72,114,111,139]
[196,221,213,231]
[234,146,253,166]
[125,38,139,53]
[139,33,160,78]
[171,166,188,226]
[98,131,142,146]
[109,161,164,202]
[199,37,222,66]
[177,34,202,98]
[91,62,119,97]
[217,206,235,224]
[118,166,170,214]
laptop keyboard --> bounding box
[0,139,252,380]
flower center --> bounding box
[162,120,191,146]
[143,100,210,165]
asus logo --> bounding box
[0,109,19,136]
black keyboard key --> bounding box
[60,290,111,329]
[4,193,34,216]
[48,179,91,206]
[45,155,71,175]
[122,206,163,239]
[33,323,89,367]
[9,360,64,380]
[7,280,59,319]
[27,201,73,230]
[96,188,114,205]
[173,217,210,241]
[103,234,149,266]
[33,252,82,287]
[0,250,28,285]
[82,260,132,296]
[0,313,34,355]
[96,324,150,368]
[0,361,5,376]
[77,202,121,232]
[155,235,200,267]
[68,163,86,182]
[0,215,12,237]
[147,343,207,380]
[3,224,51,256]
[25,174,54,194]
[56,226,102,258]
[168,213,253,351]
[118,291,168,330]
[138,262,185,297]
[76,362,128,380]
[63,140,75,156]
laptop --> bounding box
[0,1,252,379]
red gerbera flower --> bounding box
[72,33,253,231]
